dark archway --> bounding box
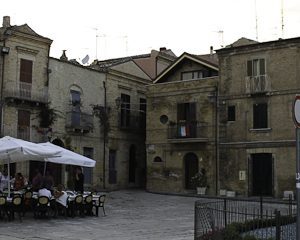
[129,145,136,183]
[184,152,199,189]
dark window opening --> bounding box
[120,94,130,127]
[227,106,236,121]
[20,59,33,83]
[253,103,268,129]
[153,156,162,162]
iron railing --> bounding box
[168,121,209,140]
[245,75,271,94]
[195,197,296,240]
[65,111,94,132]
[3,82,48,103]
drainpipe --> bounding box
[0,39,7,136]
[103,79,107,189]
[215,85,219,196]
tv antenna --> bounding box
[281,0,284,38]
[254,0,259,41]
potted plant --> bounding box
[191,168,208,195]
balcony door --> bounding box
[18,110,30,140]
[177,102,196,137]
[71,90,81,126]
[19,59,32,99]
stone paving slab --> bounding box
[0,190,200,240]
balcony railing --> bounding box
[167,121,209,142]
[66,111,94,132]
[245,75,270,94]
[118,112,146,132]
[3,82,48,103]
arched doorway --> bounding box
[184,152,199,189]
[129,145,136,183]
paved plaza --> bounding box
[0,190,200,240]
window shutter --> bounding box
[188,102,196,121]
[177,103,185,121]
[247,60,252,76]
[253,103,268,128]
[20,59,33,83]
[259,59,265,75]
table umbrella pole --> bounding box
[43,161,47,176]
[7,151,11,198]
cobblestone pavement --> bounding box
[0,190,200,240]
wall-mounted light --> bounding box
[1,46,10,55]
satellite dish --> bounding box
[81,54,89,64]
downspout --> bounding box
[103,79,107,189]
[215,85,219,196]
[0,38,7,136]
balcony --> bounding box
[118,112,146,133]
[245,75,270,95]
[66,111,94,133]
[3,82,48,104]
[167,121,209,143]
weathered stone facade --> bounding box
[48,57,105,190]
[146,53,219,195]
[216,37,300,197]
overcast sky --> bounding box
[1,0,300,63]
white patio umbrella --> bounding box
[0,136,62,196]
[38,142,96,168]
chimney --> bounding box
[160,47,167,52]
[3,16,11,28]
[210,46,213,55]
[60,50,68,61]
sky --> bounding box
[1,0,300,64]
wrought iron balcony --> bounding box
[118,111,146,133]
[66,111,94,133]
[245,75,270,94]
[3,82,48,103]
[167,121,209,143]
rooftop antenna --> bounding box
[281,0,284,38]
[93,28,98,59]
[254,0,259,41]
[218,30,224,48]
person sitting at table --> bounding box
[13,172,26,191]
[38,183,52,199]
[32,169,43,191]
[74,167,84,193]
[53,184,68,216]
[0,169,10,192]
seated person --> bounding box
[13,172,25,190]
[54,184,68,208]
[38,184,52,199]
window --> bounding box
[253,103,268,129]
[120,94,130,127]
[227,106,236,121]
[20,59,33,83]
[18,110,30,140]
[139,98,146,130]
[247,59,265,77]
[70,90,81,126]
[83,147,94,185]
[177,102,197,137]
[181,71,203,80]
[70,90,81,105]
[153,156,162,163]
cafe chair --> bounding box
[93,194,106,217]
[22,190,33,217]
[34,196,50,219]
[71,195,84,217]
[9,195,23,222]
[83,194,93,216]
[0,196,9,221]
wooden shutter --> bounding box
[18,110,30,127]
[259,59,265,75]
[20,59,33,83]
[247,60,253,77]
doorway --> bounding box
[251,153,273,196]
[129,145,136,183]
[184,152,199,189]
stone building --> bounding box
[88,49,175,190]
[216,37,300,198]
[146,52,219,194]
[0,16,53,179]
[48,54,105,189]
